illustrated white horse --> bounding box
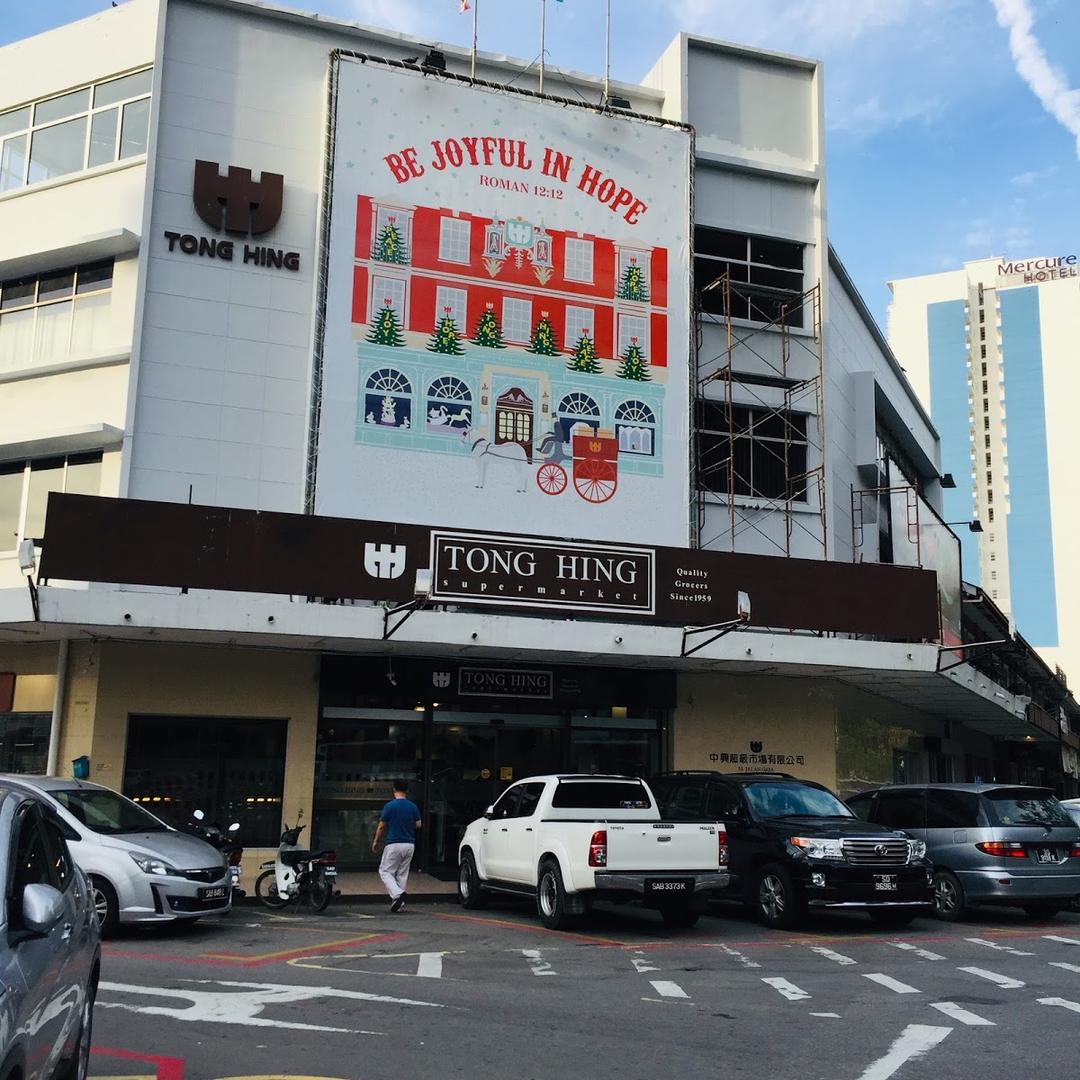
[429,405,472,428]
[463,429,529,492]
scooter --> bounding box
[254,811,338,912]
[185,809,245,899]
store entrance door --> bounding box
[426,714,562,871]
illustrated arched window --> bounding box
[426,376,473,434]
[615,399,656,456]
[557,391,600,442]
[364,367,412,430]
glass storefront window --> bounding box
[0,713,50,774]
[122,715,287,847]
[570,712,660,778]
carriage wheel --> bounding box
[573,458,617,503]
[536,462,568,495]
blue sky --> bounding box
[4,0,1079,327]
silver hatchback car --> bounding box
[848,783,1080,920]
[0,780,100,1080]
[1,777,231,935]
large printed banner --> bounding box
[315,59,693,546]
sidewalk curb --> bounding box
[235,892,459,908]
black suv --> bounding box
[651,771,933,929]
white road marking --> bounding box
[631,957,659,973]
[1044,935,1080,946]
[811,946,857,966]
[965,937,1034,956]
[855,1024,952,1080]
[640,997,694,1006]
[97,979,442,1033]
[522,949,557,976]
[1049,962,1080,975]
[416,953,443,978]
[649,980,689,999]
[811,1012,842,1018]
[891,942,945,961]
[958,967,1025,989]
[930,1002,995,1026]
[762,977,811,1001]
[1038,997,1080,1013]
[710,944,761,969]
[863,973,921,995]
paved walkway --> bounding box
[332,869,458,900]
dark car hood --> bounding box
[763,816,908,840]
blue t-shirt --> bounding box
[380,797,420,845]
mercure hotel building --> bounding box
[1,0,1076,879]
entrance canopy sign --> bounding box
[314,56,693,546]
[41,494,940,641]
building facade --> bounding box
[888,256,1080,684]
[2,0,1076,880]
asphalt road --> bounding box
[89,897,1080,1080]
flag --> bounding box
[459,0,469,11]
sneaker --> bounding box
[390,895,404,913]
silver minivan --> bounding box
[1,776,232,935]
[848,783,1080,920]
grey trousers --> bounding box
[378,842,415,900]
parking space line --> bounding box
[863,973,921,995]
[1049,962,1080,975]
[810,1012,841,1018]
[929,1002,995,1026]
[708,944,761,969]
[965,937,1034,956]
[856,1024,952,1080]
[891,943,945,961]
[958,967,1025,989]
[432,911,621,946]
[522,949,557,976]
[631,956,659,973]
[1038,997,1080,1013]
[416,953,443,978]
[649,980,688,999]
[1044,935,1080,947]
[811,946,857,966]
[762,977,811,1001]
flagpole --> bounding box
[471,0,478,80]
[539,0,546,95]
[604,0,611,103]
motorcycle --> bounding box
[254,811,337,912]
[186,809,245,899]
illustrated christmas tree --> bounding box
[616,257,650,302]
[372,215,407,264]
[566,328,601,374]
[367,299,406,347]
[471,303,506,349]
[427,307,465,355]
[527,310,559,356]
[616,336,651,381]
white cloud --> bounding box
[1009,165,1056,185]
[349,0,424,34]
[990,0,1080,158]
[830,94,944,137]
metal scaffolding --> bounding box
[694,273,827,557]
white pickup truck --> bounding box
[457,774,729,929]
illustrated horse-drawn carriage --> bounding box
[536,429,618,504]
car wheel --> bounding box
[254,870,289,909]
[1023,902,1063,920]
[90,875,119,937]
[458,851,487,909]
[536,858,572,930]
[56,978,95,1080]
[755,863,805,930]
[660,903,699,929]
[868,909,917,929]
[932,870,967,921]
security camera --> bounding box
[414,568,433,601]
[17,539,35,573]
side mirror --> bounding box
[228,822,240,832]
[22,883,65,936]
[483,805,495,819]
[193,810,205,821]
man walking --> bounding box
[372,780,421,912]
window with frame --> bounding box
[0,69,152,194]
[372,206,411,263]
[371,275,406,325]
[0,260,115,373]
[696,401,808,502]
[617,313,648,358]
[694,226,805,328]
[364,367,412,429]
[425,375,472,433]
[564,237,594,284]
[502,297,532,345]
[438,217,471,264]
[563,305,594,351]
[434,285,467,336]
[557,391,601,441]
[0,451,103,550]
[614,399,656,456]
